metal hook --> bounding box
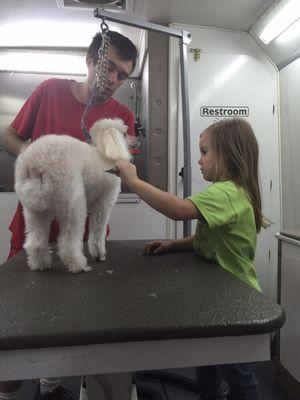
[100,16,109,33]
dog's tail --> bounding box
[15,157,52,212]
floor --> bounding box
[18,360,289,399]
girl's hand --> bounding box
[144,240,174,255]
[115,160,138,187]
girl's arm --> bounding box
[115,161,199,221]
[145,235,195,255]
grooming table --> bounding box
[0,240,284,380]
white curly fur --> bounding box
[15,118,130,273]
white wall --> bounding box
[280,57,300,229]
[169,25,281,299]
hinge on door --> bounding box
[269,250,271,260]
[273,105,275,114]
[270,180,272,190]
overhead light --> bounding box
[56,0,134,12]
[276,18,300,42]
[259,0,300,44]
[73,0,123,4]
[0,50,87,75]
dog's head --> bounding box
[89,118,131,170]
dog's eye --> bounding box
[126,134,140,150]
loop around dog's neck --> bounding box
[81,94,95,144]
[82,125,93,144]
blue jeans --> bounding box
[196,363,260,400]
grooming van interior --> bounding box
[0,1,299,399]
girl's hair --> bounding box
[206,118,264,232]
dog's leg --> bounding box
[88,180,120,261]
[23,208,52,271]
[88,205,106,260]
[57,190,91,273]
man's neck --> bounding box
[71,81,113,107]
[71,81,109,106]
[69,81,88,105]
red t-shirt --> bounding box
[8,78,135,259]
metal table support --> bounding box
[94,9,192,235]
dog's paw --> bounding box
[95,254,106,262]
[29,264,50,272]
[70,265,92,273]
[88,248,98,259]
[26,248,52,272]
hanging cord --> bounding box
[94,18,111,95]
[79,375,88,400]
[81,96,95,144]
[81,17,111,144]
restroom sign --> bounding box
[200,106,249,117]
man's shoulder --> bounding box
[40,77,70,90]
[102,98,134,121]
[109,97,131,112]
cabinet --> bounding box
[276,231,300,397]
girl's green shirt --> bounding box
[188,181,261,291]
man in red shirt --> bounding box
[0,31,137,400]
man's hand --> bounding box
[115,160,139,188]
[20,142,30,154]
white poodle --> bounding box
[15,118,131,273]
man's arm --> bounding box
[0,126,29,157]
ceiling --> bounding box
[0,0,276,49]
[2,0,298,69]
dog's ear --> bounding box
[111,118,128,135]
[99,128,131,162]
[90,118,128,139]
[90,118,131,167]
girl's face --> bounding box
[198,130,227,182]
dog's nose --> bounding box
[126,135,140,151]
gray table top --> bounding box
[0,240,285,351]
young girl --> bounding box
[116,118,263,400]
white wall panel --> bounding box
[280,58,300,229]
[280,240,300,382]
